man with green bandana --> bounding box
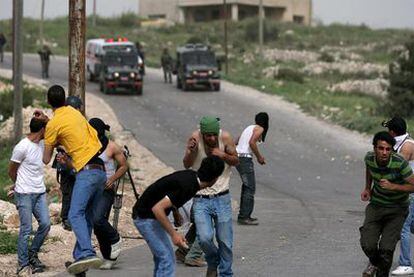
[360,131,414,277]
[183,116,239,277]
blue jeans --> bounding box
[68,169,106,261]
[134,217,175,277]
[399,197,414,266]
[93,189,120,260]
[193,193,233,277]
[236,157,256,220]
[15,192,51,267]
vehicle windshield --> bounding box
[182,51,217,66]
[103,52,137,67]
[103,44,136,53]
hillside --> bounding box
[1,14,414,134]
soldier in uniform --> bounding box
[37,45,52,79]
[161,48,173,84]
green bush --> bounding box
[386,39,414,116]
[0,231,18,254]
[0,140,13,201]
[118,12,138,28]
[319,52,335,63]
[186,36,204,44]
[244,19,279,43]
[277,68,304,83]
[0,85,46,123]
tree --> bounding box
[386,38,414,117]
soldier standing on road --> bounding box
[360,131,414,277]
[183,116,239,277]
[380,117,414,276]
[0,32,6,63]
[235,112,269,226]
[161,48,173,83]
[132,156,225,277]
[136,41,145,75]
[37,45,52,79]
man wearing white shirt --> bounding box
[383,117,414,276]
[8,117,51,276]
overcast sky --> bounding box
[0,0,413,29]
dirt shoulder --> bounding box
[0,70,174,276]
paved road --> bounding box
[2,54,375,276]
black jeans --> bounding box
[93,189,120,260]
[236,157,256,220]
[360,203,408,277]
[60,172,75,221]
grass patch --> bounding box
[1,16,414,134]
[0,140,13,202]
[0,231,18,254]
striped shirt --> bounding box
[365,151,413,207]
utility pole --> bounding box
[259,0,264,56]
[39,0,45,45]
[69,0,86,114]
[13,0,23,143]
[92,0,96,27]
[223,0,228,75]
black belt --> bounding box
[79,164,105,172]
[194,190,229,199]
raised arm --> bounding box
[183,131,199,169]
[379,174,414,192]
[211,131,239,166]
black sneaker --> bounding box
[29,252,46,270]
[237,218,259,226]
[62,219,72,231]
[16,265,31,276]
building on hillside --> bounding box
[139,0,312,25]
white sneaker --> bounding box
[392,266,414,275]
[99,259,116,270]
[110,238,122,260]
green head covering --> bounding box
[200,116,220,134]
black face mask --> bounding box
[255,112,269,142]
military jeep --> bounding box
[98,50,143,95]
[174,44,220,92]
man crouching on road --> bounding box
[360,131,414,277]
[132,156,225,277]
[8,118,51,276]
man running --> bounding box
[360,131,414,277]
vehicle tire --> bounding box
[102,82,109,94]
[182,81,188,92]
[176,77,182,89]
[214,83,220,92]
[87,68,95,82]
[99,81,103,92]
